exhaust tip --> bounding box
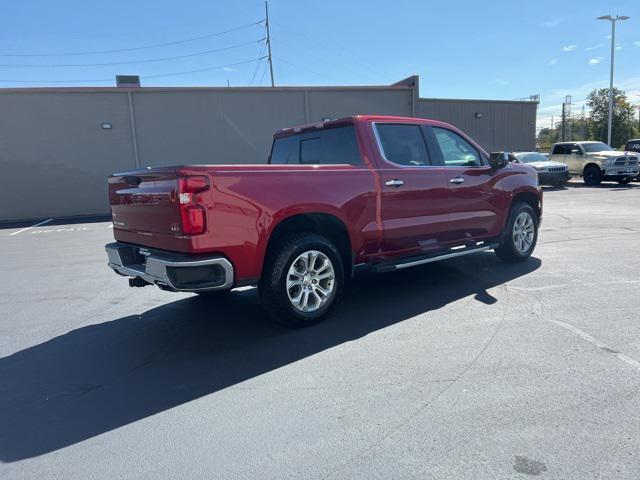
[129,277,151,288]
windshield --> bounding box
[515,152,547,163]
[582,142,613,152]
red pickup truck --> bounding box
[106,115,541,326]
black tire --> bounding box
[258,233,344,327]
[494,202,538,263]
[617,177,631,185]
[583,166,602,186]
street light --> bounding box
[597,14,630,146]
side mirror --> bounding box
[571,149,582,155]
[489,152,509,169]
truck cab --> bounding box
[549,141,639,186]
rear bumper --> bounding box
[105,242,234,292]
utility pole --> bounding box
[561,103,566,141]
[565,95,572,141]
[265,1,275,87]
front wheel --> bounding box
[583,166,602,186]
[494,203,538,263]
[259,233,344,327]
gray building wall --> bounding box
[0,80,536,222]
[417,98,538,153]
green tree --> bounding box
[586,88,637,148]
[536,127,559,150]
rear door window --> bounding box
[270,125,361,165]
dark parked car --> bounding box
[625,139,640,154]
[626,139,640,180]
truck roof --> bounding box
[273,115,450,138]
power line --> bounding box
[272,20,394,83]
[0,21,264,57]
[248,42,268,86]
[0,57,267,84]
[248,21,268,86]
[276,56,341,83]
[257,58,269,85]
[274,37,385,84]
[0,39,265,67]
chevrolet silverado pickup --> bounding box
[106,115,542,326]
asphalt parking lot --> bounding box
[1,181,639,479]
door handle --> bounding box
[449,177,465,184]
[385,179,404,187]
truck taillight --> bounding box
[177,175,209,235]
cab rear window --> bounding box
[552,144,572,154]
[270,125,361,165]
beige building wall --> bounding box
[0,81,536,222]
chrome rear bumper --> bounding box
[106,242,234,292]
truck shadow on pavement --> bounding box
[0,253,540,462]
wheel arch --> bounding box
[262,212,353,277]
[511,190,541,221]
[582,162,602,176]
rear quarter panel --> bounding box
[180,164,378,281]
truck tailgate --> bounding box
[108,167,181,237]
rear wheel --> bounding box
[583,166,602,186]
[259,233,344,327]
[617,177,631,185]
[495,203,538,263]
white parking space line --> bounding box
[550,319,640,372]
[9,218,53,236]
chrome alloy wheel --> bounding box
[286,250,335,312]
[513,211,535,254]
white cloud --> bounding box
[588,57,604,65]
[222,67,237,72]
[585,43,604,51]
[495,78,511,85]
[549,59,558,65]
[615,44,622,50]
[541,18,561,27]
[562,45,577,51]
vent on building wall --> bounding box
[116,75,141,88]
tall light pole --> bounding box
[597,14,630,146]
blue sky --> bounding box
[1,0,638,130]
